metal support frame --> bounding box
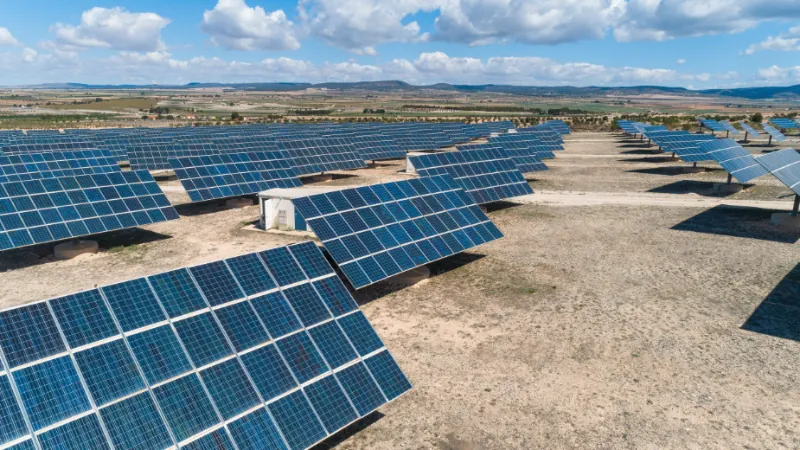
[727,173,733,185]
[793,195,800,217]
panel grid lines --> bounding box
[0,241,411,450]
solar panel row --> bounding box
[292,175,504,289]
[409,148,534,204]
[0,150,120,184]
[0,241,411,450]
[698,139,768,183]
[0,171,178,251]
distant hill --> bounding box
[10,80,800,100]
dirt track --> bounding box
[0,132,797,450]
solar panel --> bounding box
[292,175,504,289]
[170,151,302,202]
[658,134,717,162]
[739,121,762,138]
[277,139,367,175]
[408,148,533,204]
[769,118,799,130]
[0,241,411,450]
[698,139,768,183]
[762,124,788,143]
[0,171,179,252]
[698,118,726,132]
[460,143,549,173]
[0,150,120,184]
[755,149,800,195]
[720,120,740,136]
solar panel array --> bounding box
[616,120,645,135]
[762,124,788,142]
[739,121,762,138]
[755,149,800,196]
[277,139,367,175]
[461,143,549,173]
[769,118,799,130]
[292,175,503,289]
[0,171,178,252]
[0,241,411,450]
[698,139,768,183]
[170,151,302,202]
[0,150,120,183]
[648,132,716,162]
[409,149,534,204]
[537,120,571,135]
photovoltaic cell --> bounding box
[293,175,503,289]
[0,170,178,252]
[170,151,302,203]
[755,148,800,195]
[0,241,410,450]
[410,149,533,204]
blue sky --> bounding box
[1,0,799,88]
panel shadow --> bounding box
[741,264,800,342]
[311,412,385,450]
[628,167,720,177]
[671,205,800,244]
[648,180,743,197]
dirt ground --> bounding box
[0,132,798,450]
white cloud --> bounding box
[676,58,686,64]
[201,0,301,50]
[299,0,432,53]
[614,0,800,42]
[434,0,625,46]
[49,7,170,51]
[755,65,800,84]
[0,27,19,46]
[744,25,800,55]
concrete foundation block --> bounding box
[55,240,99,260]
[712,183,743,194]
[770,213,800,230]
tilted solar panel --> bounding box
[461,143,549,173]
[409,148,534,204]
[739,122,762,138]
[755,149,800,195]
[0,241,411,450]
[769,118,799,130]
[762,124,788,142]
[661,135,717,162]
[698,139,768,183]
[0,171,178,252]
[698,118,727,132]
[129,144,225,171]
[276,139,367,176]
[0,150,120,183]
[720,120,740,136]
[292,175,504,289]
[170,151,302,202]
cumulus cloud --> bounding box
[614,0,800,42]
[744,25,800,55]
[298,0,432,53]
[0,27,19,46]
[434,0,625,46]
[755,65,800,84]
[201,0,301,50]
[50,7,171,51]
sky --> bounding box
[1,0,800,89]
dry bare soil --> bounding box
[0,132,798,450]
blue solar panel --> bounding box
[698,139,768,183]
[170,151,302,203]
[769,118,799,130]
[720,120,740,136]
[0,170,178,252]
[0,242,409,450]
[763,124,788,142]
[755,149,800,195]
[293,175,503,289]
[277,138,367,176]
[739,121,762,138]
[0,150,120,184]
[409,148,534,204]
[698,118,727,132]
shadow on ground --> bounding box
[671,205,800,244]
[649,180,744,197]
[485,200,524,213]
[0,228,172,271]
[174,197,257,216]
[629,166,720,177]
[352,253,486,306]
[621,156,680,163]
[741,263,800,342]
[312,412,385,449]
